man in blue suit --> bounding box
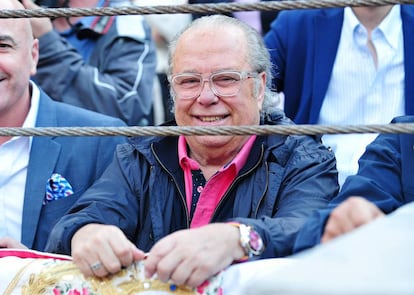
[0,0,126,251]
[264,5,414,185]
[294,115,414,252]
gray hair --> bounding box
[167,14,279,117]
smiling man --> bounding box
[46,15,338,288]
[0,0,126,252]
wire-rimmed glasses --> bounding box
[170,70,259,100]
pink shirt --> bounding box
[178,135,256,228]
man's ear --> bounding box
[30,38,40,76]
[256,72,266,110]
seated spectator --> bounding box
[0,0,126,251]
[264,5,414,185]
[294,115,414,252]
[45,15,338,288]
[21,0,157,126]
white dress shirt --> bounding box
[318,5,405,186]
[0,82,40,242]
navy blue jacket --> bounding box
[294,116,414,252]
[22,84,126,251]
[264,6,414,124]
[46,111,339,258]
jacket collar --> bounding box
[134,111,292,176]
[401,5,414,115]
[310,8,344,123]
[21,90,61,248]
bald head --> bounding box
[0,0,34,39]
[0,0,39,128]
[0,0,25,11]
[167,14,277,115]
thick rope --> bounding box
[1,123,414,137]
[0,0,414,19]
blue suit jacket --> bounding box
[21,87,126,251]
[293,115,414,252]
[264,6,414,123]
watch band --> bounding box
[229,222,265,260]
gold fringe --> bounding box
[3,260,37,295]
[21,260,195,294]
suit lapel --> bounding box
[311,9,344,123]
[21,90,61,248]
[21,137,61,248]
[402,6,414,115]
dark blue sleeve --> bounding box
[263,10,288,93]
[233,133,339,258]
[294,128,406,253]
[44,143,141,255]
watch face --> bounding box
[249,230,264,254]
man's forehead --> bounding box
[177,27,245,53]
[0,18,30,37]
[184,23,242,38]
[0,0,24,10]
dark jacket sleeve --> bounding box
[294,119,408,253]
[44,143,142,255]
[233,132,339,258]
[33,16,157,126]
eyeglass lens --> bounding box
[172,71,247,99]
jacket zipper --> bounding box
[210,145,268,221]
[151,143,190,228]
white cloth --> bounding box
[0,82,39,242]
[222,258,294,295]
[235,201,414,294]
[318,5,405,186]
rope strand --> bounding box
[1,123,414,137]
[1,0,413,19]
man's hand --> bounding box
[0,237,28,249]
[144,223,245,288]
[20,0,53,38]
[71,224,146,277]
[321,196,385,243]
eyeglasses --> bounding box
[170,70,259,100]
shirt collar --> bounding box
[345,5,402,50]
[377,5,402,50]
[178,136,200,170]
[178,135,257,174]
[17,81,40,148]
[24,81,40,129]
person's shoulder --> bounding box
[263,110,334,158]
[262,109,294,126]
[401,4,414,15]
[277,7,343,20]
[52,100,126,127]
[391,115,414,124]
[112,14,151,41]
